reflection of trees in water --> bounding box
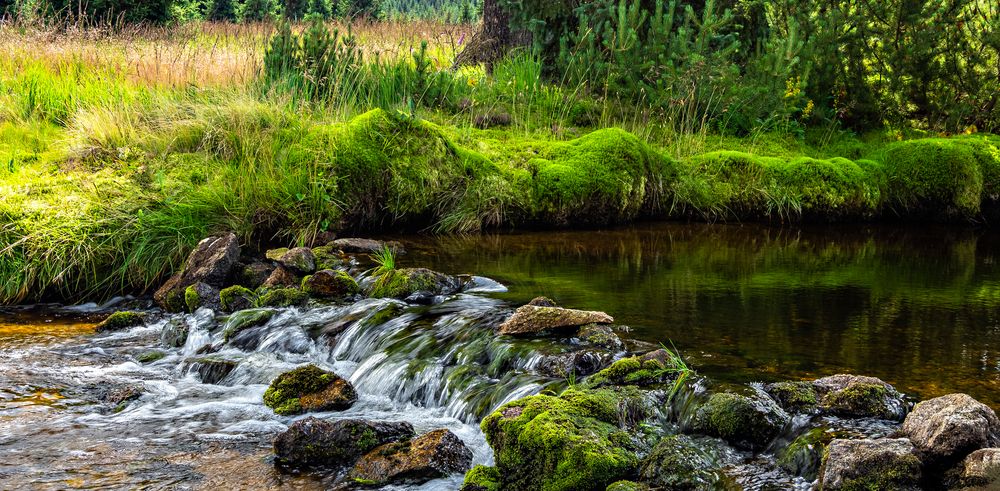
[410,223,1000,405]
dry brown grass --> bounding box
[0,19,475,89]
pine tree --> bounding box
[308,0,330,18]
[207,0,237,21]
[283,0,306,19]
[240,0,273,21]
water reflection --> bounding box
[404,224,1000,406]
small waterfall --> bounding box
[181,308,216,355]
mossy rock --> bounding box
[263,364,357,416]
[278,247,316,275]
[301,270,359,298]
[818,438,922,490]
[584,355,676,388]
[184,282,220,313]
[637,434,723,490]
[693,391,790,451]
[256,287,309,308]
[265,248,289,261]
[777,428,838,481]
[367,268,458,299]
[605,481,648,491]
[222,308,275,342]
[95,311,145,332]
[765,381,819,413]
[462,465,501,491]
[273,417,415,472]
[219,285,255,312]
[577,324,624,351]
[311,245,345,271]
[813,375,906,420]
[136,350,166,363]
[480,387,644,491]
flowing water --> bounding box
[1,223,999,489]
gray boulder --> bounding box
[819,438,922,490]
[900,393,1000,467]
[498,305,613,335]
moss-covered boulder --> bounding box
[95,311,145,332]
[237,261,274,289]
[605,482,648,491]
[765,381,819,413]
[461,465,501,491]
[367,268,460,300]
[346,429,474,486]
[813,374,906,420]
[273,417,415,471]
[692,390,790,451]
[818,438,922,490]
[221,308,274,342]
[277,247,316,275]
[136,350,166,363]
[480,387,645,491]
[311,245,346,271]
[302,270,360,298]
[265,248,289,261]
[584,352,679,388]
[263,364,357,415]
[256,287,308,308]
[636,435,723,490]
[498,305,614,335]
[577,324,625,351]
[219,285,255,312]
[184,282,221,312]
[535,349,614,378]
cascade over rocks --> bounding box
[900,393,1000,467]
[498,304,614,335]
[819,438,922,490]
[345,429,473,486]
[263,364,357,415]
[154,233,240,311]
[273,417,415,471]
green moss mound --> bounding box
[693,391,790,451]
[461,465,501,491]
[367,267,455,299]
[480,387,644,491]
[637,435,723,489]
[584,355,675,388]
[219,285,255,312]
[256,287,309,308]
[95,311,145,332]
[263,364,337,416]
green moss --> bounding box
[777,428,834,481]
[637,435,722,489]
[184,284,200,313]
[585,356,673,388]
[462,465,502,491]
[301,270,360,298]
[219,285,255,312]
[367,268,450,298]
[136,350,166,363]
[311,245,344,270]
[263,364,338,416]
[480,388,641,491]
[821,383,893,419]
[256,287,309,307]
[694,392,789,450]
[222,308,275,342]
[164,289,187,313]
[265,248,289,261]
[95,311,145,332]
[767,381,819,412]
[826,446,923,491]
[605,481,646,491]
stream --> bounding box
[1,223,999,489]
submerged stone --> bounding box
[900,393,1000,468]
[777,427,838,481]
[498,305,613,335]
[95,311,145,332]
[154,233,240,311]
[263,364,357,415]
[637,434,723,490]
[813,374,906,420]
[461,465,501,491]
[535,349,613,378]
[187,357,238,385]
[222,308,274,342]
[301,270,359,298]
[273,417,415,472]
[819,438,922,490]
[346,429,473,486]
[692,390,790,451]
[160,318,189,347]
[136,350,166,363]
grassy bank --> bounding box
[1,23,999,304]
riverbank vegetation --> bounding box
[1,0,999,303]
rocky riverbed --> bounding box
[3,232,1000,490]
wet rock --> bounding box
[605,482,648,491]
[237,261,274,289]
[222,308,275,342]
[154,233,240,310]
[273,417,415,471]
[160,318,189,347]
[256,287,308,308]
[481,387,644,490]
[473,112,512,129]
[693,390,790,451]
[498,305,613,335]
[584,353,680,388]
[262,265,299,288]
[346,429,473,486]
[278,247,316,275]
[219,285,255,312]
[813,374,906,420]
[263,364,357,415]
[949,448,1000,488]
[187,357,238,385]
[331,238,404,254]
[764,381,819,413]
[900,393,1000,468]
[95,311,145,332]
[819,438,922,490]
[777,427,839,481]
[461,465,501,491]
[312,245,346,271]
[265,248,289,261]
[367,268,461,299]
[136,350,166,363]
[302,270,359,298]
[527,296,557,307]
[535,349,613,378]
[97,383,144,412]
[184,282,220,312]
[577,323,625,351]
[637,434,723,490]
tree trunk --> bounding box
[453,0,524,72]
